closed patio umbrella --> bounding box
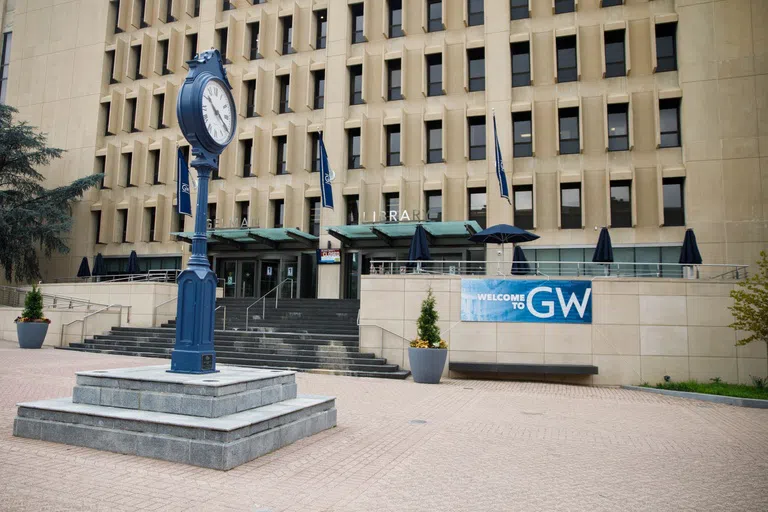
[592,227,614,263]
[126,250,140,274]
[408,224,431,272]
[679,229,702,265]
[510,246,531,275]
[76,257,91,278]
[92,253,106,276]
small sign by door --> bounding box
[287,267,294,277]
[266,266,273,277]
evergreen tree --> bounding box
[416,288,442,348]
[0,105,101,283]
[21,284,44,321]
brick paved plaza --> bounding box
[1,341,767,512]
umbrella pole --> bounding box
[497,244,503,276]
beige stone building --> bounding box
[2,0,766,299]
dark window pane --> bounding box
[656,23,677,72]
[556,36,577,83]
[602,0,623,6]
[607,103,629,151]
[311,133,321,172]
[384,193,399,217]
[511,0,529,20]
[468,188,487,229]
[426,120,442,163]
[427,53,443,96]
[426,192,442,222]
[555,0,574,14]
[246,80,256,117]
[389,0,403,38]
[308,198,321,236]
[282,16,293,54]
[428,0,443,32]
[468,116,486,160]
[659,98,681,148]
[559,107,580,154]
[610,180,632,227]
[386,125,401,166]
[249,22,260,59]
[314,70,325,109]
[560,184,581,229]
[513,185,533,230]
[604,29,625,78]
[468,48,485,92]
[351,3,365,44]
[346,195,360,225]
[468,0,484,26]
[663,178,685,226]
[511,41,530,87]
[242,139,253,177]
[316,10,327,49]
[349,65,363,105]
[348,128,361,169]
[276,136,287,174]
[387,59,402,101]
[512,111,533,158]
[279,75,290,113]
[273,200,284,228]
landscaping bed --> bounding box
[641,380,768,400]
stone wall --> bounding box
[0,307,121,347]
[359,275,767,386]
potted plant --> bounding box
[15,285,50,349]
[408,288,448,384]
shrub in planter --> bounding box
[408,288,448,383]
[15,285,50,349]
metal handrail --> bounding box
[59,304,124,346]
[152,296,178,327]
[0,285,112,310]
[245,278,294,331]
[51,270,183,284]
[214,305,227,330]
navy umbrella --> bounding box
[76,257,91,278]
[469,224,540,245]
[510,246,531,275]
[92,253,106,276]
[592,227,614,263]
[408,224,431,272]
[126,250,140,274]
[679,228,702,265]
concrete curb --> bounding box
[622,385,768,409]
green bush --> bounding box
[643,379,768,400]
[18,284,46,322]
[410,288,446,349]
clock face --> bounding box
[202,79,234,146]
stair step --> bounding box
[88,336,374,355]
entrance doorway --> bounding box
[239,261,257,298]
[260,260,279,297]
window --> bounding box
[315,10,327,49]
[655,23,677,72]
[278,75,290,114]
[130,45,142,79]
[96,155,107,189]
[556,36,577,82]
[512,112,533,158]
[510,0,528,20]
[145,207,157,242]
[111,0,122,34]
[604,30,626,78]
[426,53,442,96]
[467,48,485,92]
[138,0,148,27]
[427,0,443,32]
[468,116,486,160]
[94,211,103,243]
[426,120,442,163]
[662,178,685,226]
[164,0,175,22]
[513,186,534,230]
[217,28,228,63]
[659,98,681,148]
[281,16,294,55]
[346,195,360,225]
[273,200,285,228]
[555,0,575,14]
[610,181,632,228]
[558,107,579,155]
[150,149,160,184]
[106,49,117,84]
[602,0,623,6]
[349,65,363,105]
[313,70,325,109]
[511,42,530,87]
[118,209,128,243]
[308,198,321,236]
[607,103,629,151]
[311,133,321,172]
[222,0,233,11]
[241,139,253,177]
[194,0,200,17]
[102,102,112,136]
[211,163,221,180]
[186,33,198,62]
[126,98,138,132]
[560,184,581,229]
[350,3,365,44]
[275,136,287,174]
[468,188,487,229]
[386,125,401,166]
[238,201,250,227]
[387,0,403,38]
[248,22,260,60]
[387,59,402,101]
[467,0,484,26]
[384,193,399,217]
[245,80,256,117]
[159,39,170,75]
[348,128,361,169]
[206,203,217,228]
[154,93,165,128]
[426,191,442,222]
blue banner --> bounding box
[319,133,334,209]
[177,148,192,216]
[492,112,510,204]
[461,279,592,324]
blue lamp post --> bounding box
[170,50,237,374]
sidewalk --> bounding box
[1,341,767,511]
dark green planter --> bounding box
[16,322,49,349]
[408,347,448,384]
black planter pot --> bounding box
[408,347,448,384]
[16,322,49,349]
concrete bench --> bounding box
[449,362,599,376]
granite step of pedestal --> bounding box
[72,366,298,418]
[14,394,336,470]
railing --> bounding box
[59,304,126,346]
[0,285,133,317]
[52,269,183,284]
[368,260,749,280]
[245,278,295,331]
[152,296,178,327]
[215,305,227,330]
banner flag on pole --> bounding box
[493,111,511,204]
[319,132,334,209]
[177,148,192,216]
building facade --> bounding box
[2,0,766,298]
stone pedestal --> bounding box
[13,365,336,470]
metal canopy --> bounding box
[171,228,319,250]
[326,221,483,248]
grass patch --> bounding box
[641,379,768,400]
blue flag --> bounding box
[493,112,511,204]
[318,133,334,209]
[177,148,192,216]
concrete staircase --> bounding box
[61,299,409,380]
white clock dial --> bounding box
[202,80,234,145]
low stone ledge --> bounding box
[622,385,768,409]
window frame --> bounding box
[308,197,321,237]
[510,0,529,21]
[558,107,580,155]
[426,53,443,96]
[659,98,681,148]
[655,22,677,73]
[467,0,484,27]
[554,0,575,15]
[273,199,285,229]
[511,41,531,87]
[313,70,325,109]
[275,135,288,175]
[607,103,629,152]
[427,0,443,32]
[386,124,401,166]
[347,128,362,169]
[248,22,260,60]
[560,183,582,230]
[242,139,253,177]
[311,132,321,172]
[278,75,290,114]
[315,10,327,49]
[384,193,400,218]
[389,0,404,38]
[387,59,402,101]
[610,180,632,228]
[467,47,485,92]
[350,3,365,44]
[349,65,364,105]
[512,111,533,158]
[662,177,685,227]
[346,195,360,225]
[513,185,534,230]
[556,35,578,83]
[468,116,486,161]
[426,120,443,164]
[468,188,487,229]
[604,29,626,78]
[281,16,294,55]
[425,191,443,222]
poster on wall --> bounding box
[317,248,341,264]
[461,279,592,324]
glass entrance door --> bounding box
[221,260,237,298]
[260,260,279,297]
[239,261,257,298]
[345,252,360,299]
[280,259,297,298]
